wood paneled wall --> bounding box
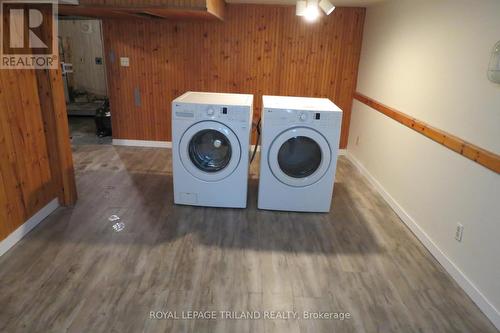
[0,70,76,241]
[102,5,365,148]
[0,67,76,241]
[0,7,76,241]
[0,70,54,238]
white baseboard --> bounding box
[0,198,59,257]
[345,151,500,330]
[112,139,172,148]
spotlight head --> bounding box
[319,0,335,15]
[296,0,307,16]
[304,1,319,22]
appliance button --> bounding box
[299,113,307,121]
[207,108,215,116]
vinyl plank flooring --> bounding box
[0,145,497,333]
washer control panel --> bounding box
[298,112,308,122]
[173,104,249,123]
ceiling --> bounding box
[226,0,385,6]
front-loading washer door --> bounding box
[268,127,331,187]
[179,121,241,182]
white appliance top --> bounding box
[174,91,253,106]
[263,95,342,113]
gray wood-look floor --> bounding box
[0,145,497,333]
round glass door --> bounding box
[268,127,331,187]
[179,121,241,182]
[188,129,232,172]
[277,136,322,178]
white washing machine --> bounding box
[172,92,253,208]
[258,96,342,212]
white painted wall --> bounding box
[348,0,500,328]
[59,20,107,96]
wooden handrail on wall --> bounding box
[353,92,500,174]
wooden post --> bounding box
[36,68,77,206]
[35,6,77,206]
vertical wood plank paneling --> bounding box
[3,71,32,211]
[0,73,25,234]
[103,5,365,148]
[0,8,76,240]
[0,169,12,237]
[18,69,50,213]
[340,9,365,146]
[0,69,55,240]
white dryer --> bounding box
[172,92,253,208]
[258,96,342,212]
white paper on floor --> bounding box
[112,222,125,232]
[108,215,120,222]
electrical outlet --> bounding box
[355,136,360,145]
[120,57,129,67]
[455,223,464,242]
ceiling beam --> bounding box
[59,0,226,20]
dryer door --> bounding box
[179,121,241,182]
[268,127,331,187]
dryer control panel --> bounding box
[264,108,341,128]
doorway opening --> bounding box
[58,18,112,145]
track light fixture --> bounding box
[296,0,307,16]
[304,0,320,21]
[296,0,335,21]
[319,0,336,15]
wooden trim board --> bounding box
[353,92,500,174]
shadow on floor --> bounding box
[33,164,382,255]
[69,116,111,146]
